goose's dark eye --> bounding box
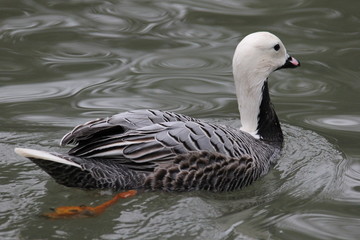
[274,44,280,51]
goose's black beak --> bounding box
[277,55,300,71]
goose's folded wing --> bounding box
[64,119,257,172]
[60,109,199,146]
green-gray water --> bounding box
[0,0,359,239]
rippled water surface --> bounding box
[1,0,359,239]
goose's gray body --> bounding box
[51,110,280,191]
[15,32,300,192]
[22,109,280,191]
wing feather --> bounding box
[61,109,200,146]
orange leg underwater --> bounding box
[43,190,137,219]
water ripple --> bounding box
[0,78,108,103]
[278,213,360,240]
[277,124,344,198]
[84,1,187,37]
[41,44,128,78]
[305,115,360,132]
[0,14,80,41]
[163,24,236,47]
[282,7,359,38]
[272,76,330,97]
[130,49,231,74]
[96,1,176,23]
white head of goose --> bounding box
[15,32,300,193]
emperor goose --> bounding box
[15,32,300,192]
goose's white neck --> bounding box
[233,65,268,139]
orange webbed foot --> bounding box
[43,190,137,219]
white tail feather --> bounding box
[14,148,81,168]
